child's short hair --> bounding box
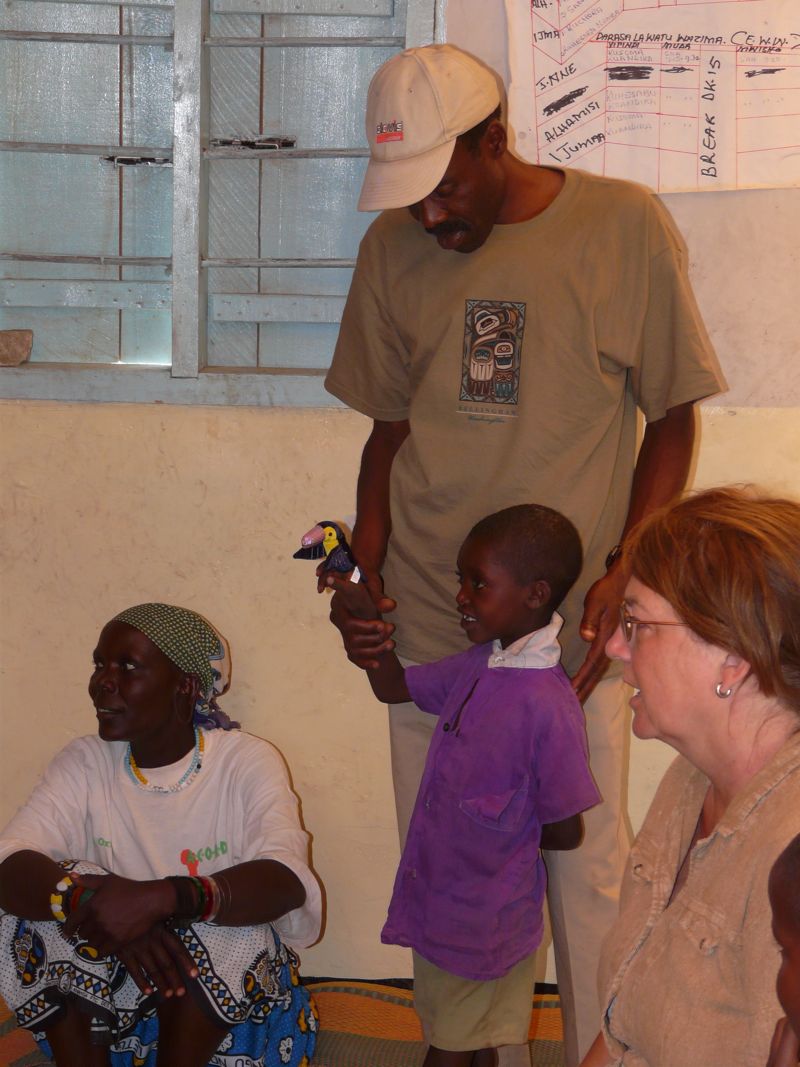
[771,833,800,925]
[466,504,583,610]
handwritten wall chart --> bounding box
[505,0,800,190]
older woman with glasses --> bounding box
[579,487,800,1067]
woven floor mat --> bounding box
[0,984,564,1066]
[308,981,564,1067]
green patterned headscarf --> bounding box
[113,603,238,730]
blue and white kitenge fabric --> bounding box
[0,864,317,1067]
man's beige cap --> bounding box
[358,44,501,212]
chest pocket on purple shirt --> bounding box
[459,775,530,832]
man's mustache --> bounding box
[426,220,469,237]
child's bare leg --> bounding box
[44,999,111,1067]
[472,1048,499,1066]
[423,1046,499,1067]
[423,1047,474,1067]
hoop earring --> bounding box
[174,690,195,726]
[715,682,733,699]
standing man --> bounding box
[325,44,725,1066]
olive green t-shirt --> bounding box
[326,169,726,675]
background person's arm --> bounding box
[766,1017,800,1067]
[573,401,696,702]
[540,815,583,850]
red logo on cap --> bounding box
[376,120,404,143]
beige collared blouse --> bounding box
[597,732,800,1067]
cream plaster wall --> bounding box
[1,400,799,980]
[0,401,404,977]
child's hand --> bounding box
[326,575,397,669]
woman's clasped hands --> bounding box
[64,872,198,997]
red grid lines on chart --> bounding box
[532,35,800,191]
[624,0,754,8]
[531,0,623,65]
[735,47,800,186]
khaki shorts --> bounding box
[412,949,537,1052]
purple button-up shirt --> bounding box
[382,639,600,980]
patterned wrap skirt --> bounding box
[0,862,317,1067]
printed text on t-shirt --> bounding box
[180,840,228,876]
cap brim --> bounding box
[357,139,456,212]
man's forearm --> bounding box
[351,418,410,573]
[621,400,696,541]
[573,401,698,699]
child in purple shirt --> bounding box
[328,504,601,1067]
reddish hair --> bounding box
[624,487,800,712]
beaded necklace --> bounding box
[125,725,204,794]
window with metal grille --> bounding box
[0,0,438,405]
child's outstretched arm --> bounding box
[540,814,584,850]
[326,575,411,705]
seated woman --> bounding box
[580,488,800,1067]
[0,603,321,1067]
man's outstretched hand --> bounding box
[572,567,627,704]
[325,571,398,671]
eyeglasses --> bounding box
[619,605,685,644]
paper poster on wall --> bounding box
[505,0,800,191]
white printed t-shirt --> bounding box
[0,729,321,948]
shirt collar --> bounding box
[488,612,564,670]
[712,729,800,840]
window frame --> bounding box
[0,0,441,407]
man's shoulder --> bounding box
[552,169,682,258]
[567,168,657,219]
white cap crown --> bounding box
[358,44,501,211]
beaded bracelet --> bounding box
[208,876,222,921]
[49,875,74,922]
[49,876,96,923]
[198,876,222,922]
[68,884,95,914]
[189,876,206,917]
[167,875,202,922]
[215,871,231,920]
[166,874,225,924]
